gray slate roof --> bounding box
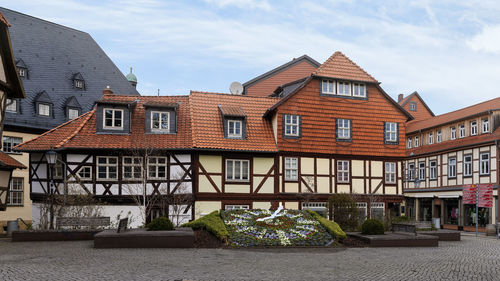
[0,7,139,131]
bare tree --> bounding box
[166,170,194,226]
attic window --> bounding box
[227,120,242,138]
[72,73,85,90]
[409,102,417,111]
[38,103,51,116]
[65,96,82,120]
[219,105,246,139]
[18,68,26,77]
[68,108,80,119]
[15,59,28,79]
[34,91,53,117]
[151,111,170,131]
[75,80,84,89]
[5,98,17,113]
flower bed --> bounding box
[221,209,334,247]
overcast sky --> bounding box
[4,0,500,115]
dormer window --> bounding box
[72,73,85,90]
[414,136,419,147]
[18,68,26,77]
[75,80,84,89]
[409,102,417,111]
[68,108,80,120]
[437,130,442,143]
[227,120,242,138]
[65,96,81,120]
[34,91,53,117]
[15,59,28,79]
[5,98,17,113]
[103,108,123,129]
[483,118,489,133]
[284,114,300,138]
[151,111,170,131]
[428,132,433,144]
[337,81,351,96]
[407,138,412,148]
[38,104,50,116]
[219,105,246,139]
[352,83,366,98]
[321,80,335,95]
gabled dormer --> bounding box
[72,72,85,90]
[34,91,53,117]
[218,105,246,139]
[15,58,28,79]
[398,91,434,121]
[96,88,134,134]
[143,102,178,134]
[65,96,81,120]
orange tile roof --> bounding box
[407,97,500,133]
[313,51,378,83]
[0,152,25,169]
[219,105,246,117]
[190,91,278,152]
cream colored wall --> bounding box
[195,201,221,218]
[199,155,221,173]
[1,130,38,226]
[254,202,271,209]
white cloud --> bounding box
[202,0,272,11]
[466,25,500,54]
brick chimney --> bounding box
[398,93,403,103]
[103,85,114,96]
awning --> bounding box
[414,194,434,198]
[438,195,460,198]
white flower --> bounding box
[276,230,291,246]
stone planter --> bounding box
[485,224,496,236]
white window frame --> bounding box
[2,136,22,154]
[75,80,84,89]
[284,115,300,137]
[409,102,417,111]
[385,162,396,184]
[471,121,477,136]
[68,108,79,120]
[321,79,335,95]
[356,202,367,219]
[18,68,26,77]
[337,119,351,140]
[147,157,167,179]
[414,136,419,147]
[418,162,425,180]
[480,153,490,175]
[407,138,412,149]
[122,157,143,180]
[151,111,170,132]
[97,156,118,180]
[227,119,242,138]
[448,158,457,178]
[429,160,437,180]
[483,118,490,133]
[408,163,415,181]
[352,83,366,98]
[450,127,456,140]
[459,124,465,138]
[370,202,385,219]
[225,205,250,210]
[38,103,51,116]
[284,157,298,181]
[428,132,433,144]
[5,98,17,112]
[226,159,250,182]
[436,131,442,143]
[7,177,23,206]
[103,108,124,129]
[463,155,472,177]
[337,160,350,183]
[77,166,92,180]
[337,81,351,96]
[385,122,398,143]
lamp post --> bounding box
[45,149,57,229]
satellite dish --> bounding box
[229,81,244,95]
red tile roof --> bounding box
[0,152,25,169]
[407,97,500,133]
[313,51,378,83]
[219,105,246,117]
[190,91,278,152]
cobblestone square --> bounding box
[1,235,500,280]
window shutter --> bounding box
[282,114,286,138]
[349,119,353,141]
[298,115,302,138]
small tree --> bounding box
[327,193,359,231]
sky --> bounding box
[4,0,500,115]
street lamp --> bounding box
[45,149,58,229]
[45,149,58,165]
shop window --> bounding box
[464,205,489,227]
[418,199,432,222]
[445,200,459,225]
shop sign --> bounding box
[462,184,493,207]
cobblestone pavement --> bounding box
[1,235,500,280]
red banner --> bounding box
[462,185,477,204]
[462,184,493,207]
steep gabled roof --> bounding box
[407,97,500,133]
[0,151,25,169]
[0,10,24,99]
[399,91,435,117]
[313,51,378,83]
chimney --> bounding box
[398,94,403,103]
[103,85,114,96]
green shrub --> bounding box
[183,211,229,242]
[361,219,385,235]
[327,193,360,231]
[147,216,174,231]
[306,210,347,241]
[393,216,410,223]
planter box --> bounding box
[12,230,101,242]
[347,232,438,247]
[94,228,194,248]
[417,230,461,241]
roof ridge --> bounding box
[190,90,280,100]
[56,109,95,149]
[314,51,378,83]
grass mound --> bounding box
[306,210,346,241]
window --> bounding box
[385,122,398,143]
[483,119,490,133]
[418,162,425,180]
[2,136,22,154]
[414,136,419,147]
[51,163,63,179]
[123,157,143,180]
[68,108,79,120]
[450,127,456,140]
[480,153,490,175]
[5,98,17,112]
[436,131,442,143]
[97,157,118,180]
[337,160,349,183]
[321,80,335,95]
[337,119,351,140]
[471,121,477,136]
[226,159,249,181]
[103,108,123,129]
[77,166,92,180]
[74,80,84,89]
[284,114,300,137]
[18,68,26,77]
[370,202,385,220]
[225,205,250,210]
[357,202,367,221]
[463,155,472,177]
[429,160,437,180]
[151,111,170,131]
[337,81,351,96]
[352,83,366,98]
[285,157,298,180]
[407,138,412,149]
[148,157,167,179]
[408,163,415,181]
[227,120,242,138]
[448,158,456,178]
[459,124,465,138]
[38,103,50,116]
[385,162,396,184]
[409,102,417,111]
[7,178,23,206]
[428,132,433,144]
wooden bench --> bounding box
[56,217,110,229]
[392,223,417,236]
